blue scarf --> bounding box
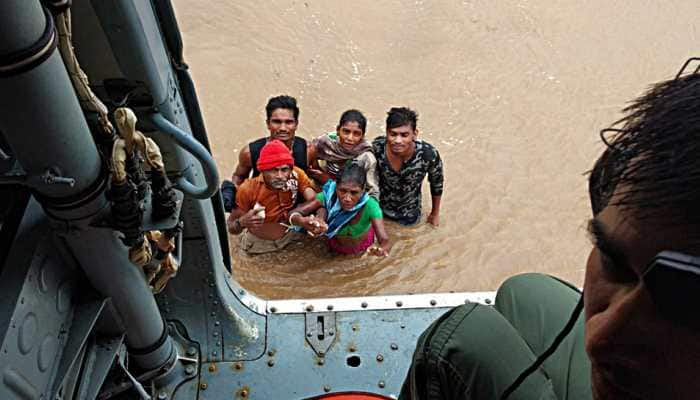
[321,180,369,238]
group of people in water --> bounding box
[222,95,444,256]
[220,70,700,400]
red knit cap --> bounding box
[256,140,294,171]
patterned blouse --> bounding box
[372,137,444,224]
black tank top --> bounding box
[249,136,308,177]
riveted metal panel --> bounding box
[0,202,78,400]
[196,307,452,400]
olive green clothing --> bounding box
[400,273,592,400]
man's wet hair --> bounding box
[266,95,299,121]
[386,107,418,131]
[337,109,367,133]
[338,162,367,189]
[589,73,700,224]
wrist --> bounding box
[289,212,303,226]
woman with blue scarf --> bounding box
[289,163,392,256]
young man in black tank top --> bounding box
[221,95,317,211]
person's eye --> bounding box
[599,252,638,284]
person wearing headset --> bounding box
[399,66,700,400]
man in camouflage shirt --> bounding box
[372,107,443,226]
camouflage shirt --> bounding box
[372,137,444,224]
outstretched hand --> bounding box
[367,245,390,257]
[301,215,328,236]
[427,212,440,226]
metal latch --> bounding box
[304,312,337,357]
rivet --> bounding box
[323,385,331,392]
[212,351,218,357]
[185,365,196,375]
[396,301,403,307]
[240,388,249,397]
[233,362,243,370]
[210,312,216,316]
[318,350,325,356]
[378,380,386,389]
[270,307,277,313]
[352,325,358,331]
[200,382,208,390]
[157,391,168,400]
[361,302,368,308]
[390,343,399,351]
[349,346,356,353]
[267,350,276,357]
[327,304,334,311]
[267,359,275,367]
[213,331,219,337]
[329,330,334,336]
[215,321,220,326]
[307,332,313,338]
[317,358,325,365]
[485,298,493,305]
[213,300,219,305]
[208,364,216,372]
[376,354,384,362]
[430,299,437,306]
[305,304,314,312]
[186,347,197,356]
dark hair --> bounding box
[338,162,366,189]
[386,107,418,130]
[337,109,367,133]
[589,73,700,224]
[266,95,299,120]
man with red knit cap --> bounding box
[227,140,317,254]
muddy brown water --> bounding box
[173,0,698,299]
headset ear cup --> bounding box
[643,252,700,330]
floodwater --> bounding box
[173,0,698,299]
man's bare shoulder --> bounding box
[238,144,252,163]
